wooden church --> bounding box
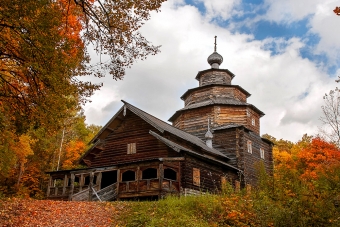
[46,39,273,201]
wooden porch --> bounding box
[46,159,182,201]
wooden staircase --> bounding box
[71,183,118,201]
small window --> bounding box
[164,168,177,181]
[260,148,264,159]
[252,118,255,126]
[122,170,136,181]
[247,140,252,154]
[127,143,136,154]
[142,168,158,179]
[193,168,200,186]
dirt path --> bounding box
[0,198,127,227]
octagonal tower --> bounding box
[169,38,264,140]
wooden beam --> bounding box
[137,166,140,192]
[89,172,94,201]
[79,174,84,191]
[46,176,52,197]
[96,172,102,190]
[62,174,68,195]
[106,127,115,132]
[159,164,163,198]
[116,169,120,201]
[69,174,75,201]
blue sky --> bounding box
[84,0,340,142]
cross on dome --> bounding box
[207,36,223,69]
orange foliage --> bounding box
[0,199,122,226]
[62,140,86,169]
[297,138,340,180]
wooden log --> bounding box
[79,174,84,191]
[62,174,67,195]
[46,176,52,197]
[96,172,102,190]
[69,174,75,201]
[137,166,140,192]
[89,172,94,201]
[159,163,163,198]
[116,169,120,201]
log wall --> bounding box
[181,154,239,192]
[87,112,178,167]
[239,129,273,185]
[199,71,232,86]
[173,105,260,139]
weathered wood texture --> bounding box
[181,155,239,192]
[184,86,248,106]
[238,128,273,185]
[84,112,179,167]
[199,71,232,86]
[213,127,273,185]
[173,105,260,140]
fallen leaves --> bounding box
[0,198,126,227]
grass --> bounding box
[118,194,225,227]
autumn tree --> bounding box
[320,88,340,145]
[0,0,165,197]
[1,0,165,133]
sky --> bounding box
[83,0,340,142]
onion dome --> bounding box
[207,36,223,69]
[207,52,223,69]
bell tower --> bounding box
[169,37,264,140]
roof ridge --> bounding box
[121,100,228,158]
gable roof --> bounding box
[85,100,229,161]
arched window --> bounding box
[142,168,157,179]
[122,170,136,182]
[164,168,177,181]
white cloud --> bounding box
[260,0,340,61]
[83,0,337,142]
[194,0,242,20]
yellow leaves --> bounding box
[62,140,86,169]
[10,134,35,164]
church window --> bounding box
[252,118,255,126]
[260,148,265,159]
[193,168,200,186]
[122,170,135,181]
[164,168,177,181]
[127,143,136,154]
[247,141,252,153]
[142,168,158,179]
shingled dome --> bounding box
[207,51,223,69]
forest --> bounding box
[1,0,340,226]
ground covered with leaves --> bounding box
[0,198,126,227]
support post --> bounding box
[137,166,140,192]
[96,172,102,190]
[46,176,52,197]
[79,174,84,191]
[178,161,181,195]
[159,163,163,198]
[69,174,75,201]
[116,169,120,201]
[89,172,94,201]
[62,174,68,195]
